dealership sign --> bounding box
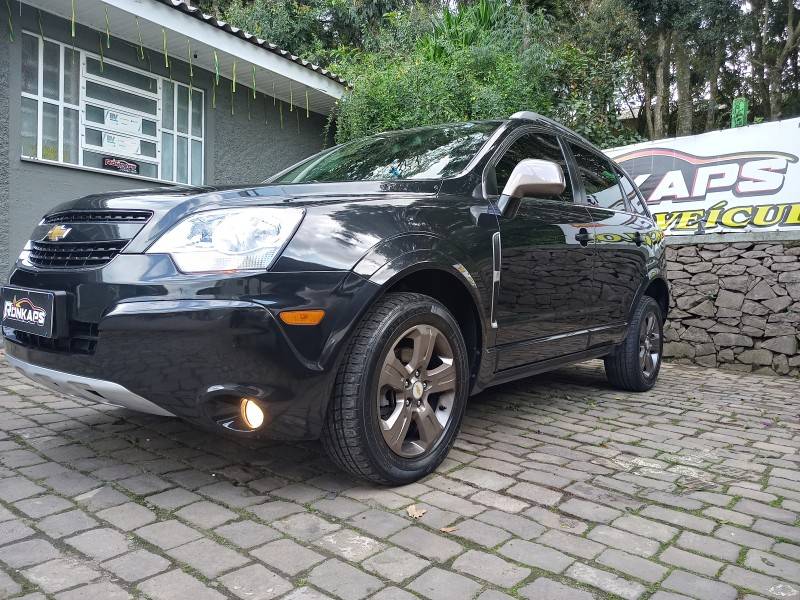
[606,118,800,235]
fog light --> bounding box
[241,399,264,429]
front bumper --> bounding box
[3,256,379,439]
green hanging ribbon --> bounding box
[306,89,309,119]
[71,0,76,38]
[135,17,144,60]
[213,50,220,85]
[6,0,14,42]
[162,28,170,68]
[98,33,105,72]
[37,9,44,39]
[251,65,256,100]
[104,7,110,48]
[231,59,237,93]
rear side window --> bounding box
[617,168,650,216]
[492,132,573,202]
[569,144,626,210]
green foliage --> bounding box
[331,0,641,147]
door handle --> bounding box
[634,231,643,246]
[575,228,591,246]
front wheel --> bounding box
[604,295,663,392]
[321,292,469,485]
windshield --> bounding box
[270,121,502,184]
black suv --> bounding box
[2,112,668,484]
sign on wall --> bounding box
[606,118,800,235]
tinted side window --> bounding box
[617,168,650,216]
[570,144,625,210]
[493,132,573,202]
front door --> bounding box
[489,130,596,370]
[567,143,651,346]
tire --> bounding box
[321,292,470,485]
[604,295,663,392]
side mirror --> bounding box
[497,159,566,216]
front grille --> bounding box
[29,240,128,268]
[7,321,99,355]
[43,210,152,224]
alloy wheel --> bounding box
[639,312,661,378]
[377,324,457,457]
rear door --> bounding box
[489,130,596,370]
[566,143,650,346]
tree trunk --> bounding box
[675,39,692,136]
[705,63,720,131]
[653,29,671,139]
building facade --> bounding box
[0,0,347,276]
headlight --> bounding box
[147,207,304,273]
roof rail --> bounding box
[509,111,544,121]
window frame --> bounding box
[20,30,204,185]
[482,126,578,204]
[565,140,630,213]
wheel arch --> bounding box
[642,276,670,320]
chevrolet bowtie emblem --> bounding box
[45,224,72,242]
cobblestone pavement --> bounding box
[0,354,799,600]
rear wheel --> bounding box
[604,295,663,392]
[321,292,469,485]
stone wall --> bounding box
[664,238,800,376]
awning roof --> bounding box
[22,0,348,115]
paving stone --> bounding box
[251,538,325,575]
[450,467,516,491]
[14,494,73,518]
[389,526,464,563]
[348,509,410,538]
[566,562,646,600]
[640,505,715,533]
[715,524,774,550]
[0,519,35,545]
[219,563,293,600]
[587,525,661,557]
[66,527,131,560]
[214,520,281,549]
[469,490,529,513]
[597,548,668,583]
[248,500,305,521]
[559,498,623,523]
[538,529,605,559]
[506,482,562,506]
[475,592,514,600]
[313,528,385,562]
[662,569,737,600]
[97,501,157,531]
[135,519,203,550]
[452,549,530,588]
[519,577,594,600]
[167,537,249,578]
[408,566,481,600]
[0,539,60,567]
[198,481,265,508]
[498,539,574,573]
[676,530,740,561]
[37,508,98,538]
[146,488,202,510]
[175,500,237,528]
[0,476,44,502]
[418,490,484,516]
[612,514,678,542]
[362,547,430,583]
[734,498,797,523]
[371,588,418,600]
[409,503,459,529]
[74,486,128,511]
[477,509,545,539]
[101,549,171,582]
[312,496,367,519]
[118,474,172,495]
[308,559,383,600]
[721,564,798,598]
[753,518,800,544]
[659,546,724,577]
[447,518,511,547]
[283,587,335,600]
[22,558,100,593]
[0,570,21,597]
[137,568,226,600]
[744,549,800,584]
[55,581,131,600]
[273,512,341,542]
